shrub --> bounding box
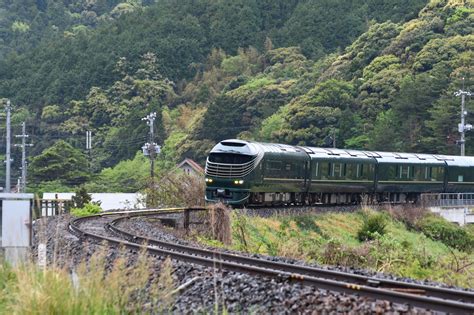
[418,215,474,252]
[72,186,92,208]
[357,212,387,241]
[71,203,102,217]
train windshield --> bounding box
[208,153,254,164]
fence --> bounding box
[33,198,73,219]
[421,193,474,208]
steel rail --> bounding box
[108,214,474,304]
[68,211,474,314]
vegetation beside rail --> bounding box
[0,251,175,314]
[199,207,474,288]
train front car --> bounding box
[205,140,264,205]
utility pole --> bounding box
[455,78,472,156]
[5,100,12,193]
[14,122,33,193]
[142,112,161,207]
[86,130,92,171]
[142,112,161,182]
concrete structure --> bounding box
[177,158,204,176]
[429,207,474,226]
[42,193,145,212]
[0,193,34,265]
[421,193,474,226]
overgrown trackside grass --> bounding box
[201,210,474,288]
[0,250,175,314]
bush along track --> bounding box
[203,208,474,289]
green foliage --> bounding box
[357,212,388,241]
[71,186,92,208]
[71,203,102,217]
[87,152,149,192]
[418,215,474,252]
[29,140,90,186]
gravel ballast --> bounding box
[31,214,435,314]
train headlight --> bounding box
[234,180,244,185]
[239,180,244,184]
[205,178,213,183]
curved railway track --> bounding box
[69,208,474,314]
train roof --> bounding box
[444,156,474,167]
[302,146,375,162]
[212,140,474,165]
[370,151,447,165]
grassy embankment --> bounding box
[200,207,474,288]
[0,250,175,314]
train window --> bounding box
[314,162,319,177]
[334,164,342,177]
[328,163,333,177]
[368,164,375,175]
[413,166,421,180]
[320,163,329,179]
[433,167,442,180]
[266,161,282,171]
[209,153,254,164]
[385,165,395,179]
[424,167,429,179]
[285,163,291,171]
[345,164,355,179]
[360,164,364,177]
[401,166,409,179]
[343,164,347,177]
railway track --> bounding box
[69,208,474,314]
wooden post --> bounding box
[184,208,190,235]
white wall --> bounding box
[43,193,146,211]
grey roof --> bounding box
[445,156,474,167]
[213,140,474,165]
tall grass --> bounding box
[198,209,474,287]
[0,249,175,314]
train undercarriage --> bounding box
[246,191,420,207]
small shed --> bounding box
[177,158,204,176]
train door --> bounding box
[304,160,311,192]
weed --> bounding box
[357,211,387,241]
[0,249,175,314]
[70,203,102,217]
[208,203,232,245]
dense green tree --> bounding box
[391,71,448,152]
[29,140,90,185]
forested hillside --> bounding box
[0,0,472,192]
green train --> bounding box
[204,139,474,206]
